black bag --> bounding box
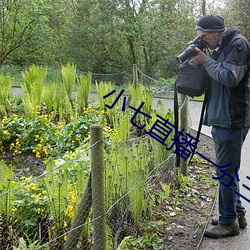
[175,58,209,97]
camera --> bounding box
[176,36,208,63]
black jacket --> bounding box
[203,26,250,128]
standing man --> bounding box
[192,15,250,238]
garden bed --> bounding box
[160,131,217,250]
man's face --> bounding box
[196,30,222,49]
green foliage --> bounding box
[21,65,47,118]
[76,72,92,110]
[159,182,171,202]
[13,235,47,250]
[96,81,118,127]
[128,83,153,126]
[117,233,163,250]
[61,63,76,101]
[0,109,100,157]
[12,176,48,240]
[105,137,153,226]
[0,161,14,222]
[0,0,52,65]
[43,159,68,230]
[0,73,12,116]
[43,85,56,113]
[0,73,179,248]
[0,0,227,77]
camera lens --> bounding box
[176,44,198,63]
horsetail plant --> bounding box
[0,161,14,223]
[43,159,69,235]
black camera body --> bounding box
[176,36,208,63]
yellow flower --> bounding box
[71,195,76,204]
[3,130,9,135]
[36,152,41,159]
[12,207,17,212]
[26,183,37,191]
[32,193,42,201]
[65,205,74,218]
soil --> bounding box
[158,130,217,250]
[0,152,45,180]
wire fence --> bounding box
[0,126,176,249]
[1,64,175,97]
[0,64,190,249]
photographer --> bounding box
[192,15,250,238]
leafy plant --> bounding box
[128,83,153,126]
[0,73,12,117]
[60,62,76,102]
[13,236,42,250]
[76,72,92,111]
[21,65,47,118]
[117,233,163,250]
[0,161,15,222]
[159,182,171,202]
[43,84,56,114]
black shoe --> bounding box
[211,214,247,229]
[204,222,240,238]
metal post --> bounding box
[180,94,189,176]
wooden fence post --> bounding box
[133,64,138,86]
[63,175,92,250]
[91,124,106,250]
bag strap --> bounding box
[174,82,208,167]
[188,90,208,164]
[174,80,180,168]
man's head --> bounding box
[195,15,225,49]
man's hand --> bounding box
[192,47,207,64]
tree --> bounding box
[220,0,250,39]
[0,0,49,65]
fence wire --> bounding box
[0,65,190,249]
[0,133,176,249]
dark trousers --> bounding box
[211,126,249,225]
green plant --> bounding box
[76,72,92,111]
[0,161,15,222]
[96,81,116,110]
[13,233,49,250]
[0,73,12,116]
[12,176,49,241]
[21,65,47,118]
[128,83,152,126]
[60,62,76,102]
[43,84,56,114]
[117,233,163,250]
[105,136,153,233]
[159,182,171,202]
[172,190,180,210]
[178,173,190,189]
[96,81,118,127]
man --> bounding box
[192,15,250,238]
